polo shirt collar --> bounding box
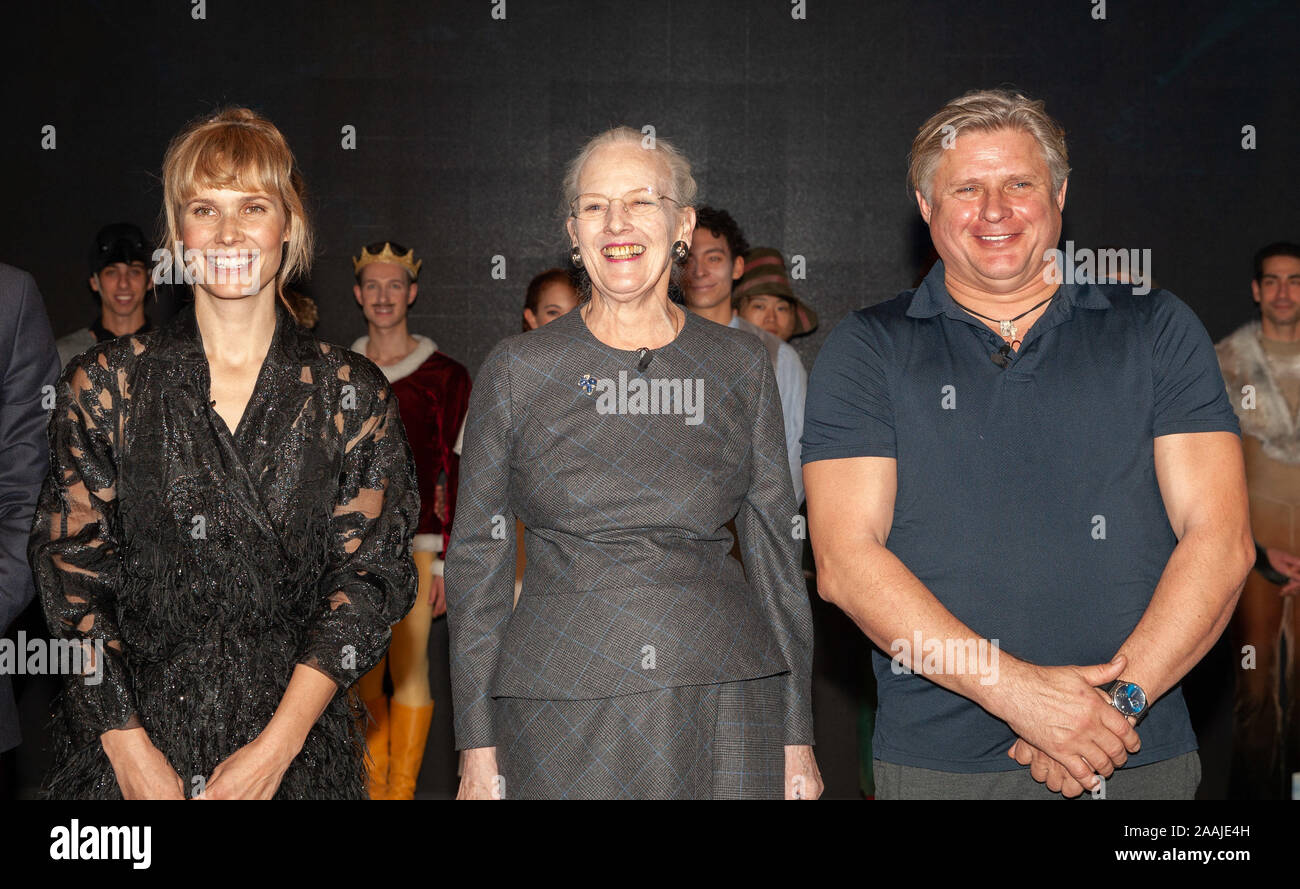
[906,259,1112,320]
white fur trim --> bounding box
[349,334,437,383]
[412,532,441,553]
[1217,321,1300,463]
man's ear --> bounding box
[89,274,101,294]
[915,189,933,225]
[408,282,418,305]
[1252,280,1262,305]
[353,283,363,307]
[1055,177,1069,212]
[731,255,744,281]
[523,308,538,331]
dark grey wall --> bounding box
[7,0,1298,376]
[4,0,1296,799]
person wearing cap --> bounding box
[55,223,155,368]
[734,247,818,342]
[684,207,808,504]
[350,240,471,799]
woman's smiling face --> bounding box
[567,141,692,304]
[181,186,289,301]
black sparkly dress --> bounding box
[29,300,419,799]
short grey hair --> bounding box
[562,126,698,219]
[908,89,1070,204]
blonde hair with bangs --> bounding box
[161,107,314,320]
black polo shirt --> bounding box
[802,260,1239,772]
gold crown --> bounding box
[352,242,422,280]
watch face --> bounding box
[1115,682,1147,716]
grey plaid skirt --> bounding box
[495,673,787,799]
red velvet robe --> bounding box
[353,335,471,558]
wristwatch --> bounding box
[1102,680,1148,725]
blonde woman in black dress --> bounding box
[31,108,418,799]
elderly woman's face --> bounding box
[567,142,692,303]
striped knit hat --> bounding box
[733,247,818,336]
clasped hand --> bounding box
[999,655,1141,798]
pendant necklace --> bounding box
[948,292,1055,351]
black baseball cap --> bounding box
[89,223,152,275]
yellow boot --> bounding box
[385,701,434,800]
[363,696,391,800]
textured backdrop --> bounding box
[4,0,1296,799]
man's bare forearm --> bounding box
[1115,525,1253,703]
[817,540,1021,715]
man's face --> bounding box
[737,293,796,340]
[354,261,416,329]
[89,261,150,318]
[916,127,1066,296]
[1253,255,1300,327]
[683,228,742,311]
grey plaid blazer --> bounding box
[445,307,814,751]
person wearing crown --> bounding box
[351,241,471,799]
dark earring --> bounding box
[571,245,583,268]
[672,240,688,264]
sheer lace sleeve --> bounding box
[28,350,138,749]
[298,363,419,688]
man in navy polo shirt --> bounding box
[803,89,1254,799]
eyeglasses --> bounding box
[569,188,679,221]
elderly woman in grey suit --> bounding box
[446,127,820,799]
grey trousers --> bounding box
[874,751,1201,800]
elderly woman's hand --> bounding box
[784,745,823,799]
[457,747,504,799]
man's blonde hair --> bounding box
[908,89,1070,204]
